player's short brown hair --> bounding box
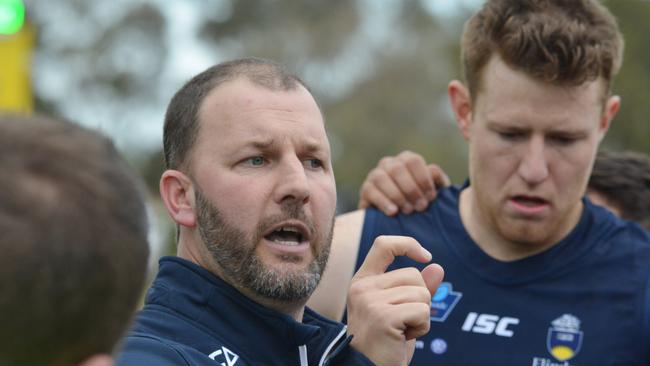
[462,0,623,101]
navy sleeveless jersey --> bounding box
[356,185,650,366]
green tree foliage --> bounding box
[25,0,650,253]
[602,0,650,154]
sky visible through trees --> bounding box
[21,0,650,255]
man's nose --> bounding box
[273,157,310,205]
[517,136,549,185]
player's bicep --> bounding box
[307,209,365,321]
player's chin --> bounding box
[498,220,556,246]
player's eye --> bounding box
[246,156,265,166]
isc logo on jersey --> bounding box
[461,312,520,337]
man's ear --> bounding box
[160,169,197,228]
[598,94,621,141]
[448,80,473,140]
[77,354,112,366]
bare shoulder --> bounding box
[307,209,366,321]
[335,209,366,242]
[330,209,366,280]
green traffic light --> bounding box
[0,0,25,35]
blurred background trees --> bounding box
[7,0,649,257]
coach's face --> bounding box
[188,78,337,304]
[450,55,620,258]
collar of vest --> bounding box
[146,257,347,363]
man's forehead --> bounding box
[199,78,318,122]
[477,56,607,101]
[201,77,309,109]
[194,78,327,147]
[236,134,330,153]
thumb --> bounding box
[421,263,445,297]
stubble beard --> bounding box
[195,187,333,303]
[470,185,557,252]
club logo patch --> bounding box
[430,282,462,322]
[546,314,583,362]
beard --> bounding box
[194,187,333,303]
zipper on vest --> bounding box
[299,345,308,366]
[318,326,348,366]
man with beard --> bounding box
[308,1,650,365]
[117,58,443,366]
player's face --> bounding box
[189,78,337,303]
[463,56,618,250]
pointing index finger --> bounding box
[355,235,432,278]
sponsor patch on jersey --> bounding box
[546,314,583,362]
[430,282,462,322]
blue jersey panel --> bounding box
[357,185,650,366]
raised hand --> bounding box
[346,235,444,366]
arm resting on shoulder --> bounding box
[308,210,365,321]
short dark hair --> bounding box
[462,0,624,100]
[163,57,310,170]
[589,150,650,230]
[0,115,150,366]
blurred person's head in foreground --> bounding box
[0,114,150,366]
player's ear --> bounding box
[598,94,620,141]
[448,80,473,140]
[160,169,197,228]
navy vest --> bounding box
[357,185,650,366]
[118,257,372,366]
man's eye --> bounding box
[499,131,524,141]
[247,156,265,166]
[306,159,323,169]
[550,136,577,146]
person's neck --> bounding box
[176,237,307,321]
[242,290,307,321]
[458,187,581,262]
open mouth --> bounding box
[263,223,310,246]
[512,195,548,207]
[509,195,550,216]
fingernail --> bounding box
[403,203,413,214]
[421,247,432,260]
[386,204,398,215]
[415,198,428,211]
[426,190,436,200]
